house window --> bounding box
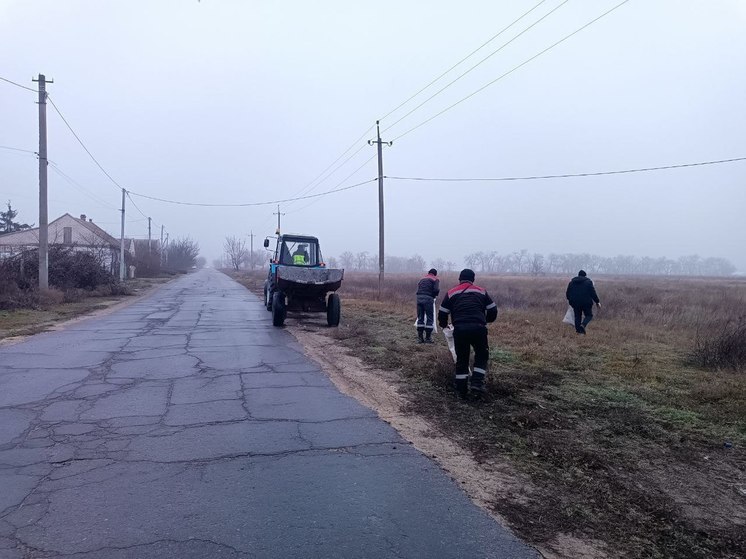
[63,227,72,244]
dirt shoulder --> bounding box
[291,319,602,559]
[0,277,173,344]
[231,272,745,559]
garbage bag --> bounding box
[443,326,457,362]
[562,306,575,325]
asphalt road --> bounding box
[0,269,537,559]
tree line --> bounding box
[329,250,736,277]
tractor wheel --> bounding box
[272,291,286,327]
[264,282,272,311]
[326,293,341,327]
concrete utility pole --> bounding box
[368,120,392,297]
[273,205,285,235]
[160,224,164,266]
[147,217,152,256]
[33,74,53,290]
[249,230,255,270]
[119,189,126,281]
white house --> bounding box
[0,213,135,276]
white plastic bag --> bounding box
[413,300,438,333]
[443,326,457,362]
[562,306,575,325]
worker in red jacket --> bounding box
[438,269,497,397]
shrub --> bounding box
[691,318,746,372]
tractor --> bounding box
[262,234,344,328]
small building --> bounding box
[0,213,134,277]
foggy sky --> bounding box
[2,0,745,271]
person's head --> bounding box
[428,268,437,276]
[578,270,587,277]
[299,244,307,251]
[459,268,475,283]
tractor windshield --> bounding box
[278,238,322,267]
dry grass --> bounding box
[233,270,746,558]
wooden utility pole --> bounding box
[160,224,164,266]
[119,189,126,281]
[249,230,255,270]
[33,74,53,290]
[147,217,152,256]
[273,204,284,235]
[368,120,391,297]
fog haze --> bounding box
[2,1,745,271]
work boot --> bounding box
[453,377,469,398]
[424,330,433,343]
[417,327,425,343]
[470,373,486,396]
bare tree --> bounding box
[224,236,248,271]
[339,251,354,270]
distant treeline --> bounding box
[330,250,737,277]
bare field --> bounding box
[233,270,745,559]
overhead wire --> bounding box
[0,75,38,93]
[391,0,631,142]
[128,176,378,208]
[47,161,120,211]
[287,154,378,215]
[284,124,375,205]
[386,156,746,182]
[0,146,37,155]
[381,0,571,134]
[378,0,550,123]
[46,95,126,193]
[125,191,149,219]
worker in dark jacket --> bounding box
[416,268,440,343]
[566,270,601,334]
[438,269,497,396]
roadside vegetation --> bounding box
[0,245,177,340]
[235,270,745,559]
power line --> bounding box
[284,142,370,210]
[391,0,631,142]
[378,0,550,123]
[0,75,38,93]
[126,191,149,219]
[283,125,375,209]
[47,161,119,210]
[128,177,378,207]
[381,0,570,134]
[386,156,746,182]
[46,95,126,193]
[287,154,378,215]
[0,145,37,155]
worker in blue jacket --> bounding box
[415,268,440,343]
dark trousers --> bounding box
[416,299,434,330]
[573,305,594,333]
[453,328,489,381]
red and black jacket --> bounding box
[416,273,440,301]
[438,281,497,330]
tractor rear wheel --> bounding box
[272,291,286,327]
[326,293,341,327]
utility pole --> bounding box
[249,230,255,270]
[368,120,392,298]
[273,204,285,235]
[33,74,53,290]
[119,189,126,281]
[147,217,152,256]
[160,224,164,267]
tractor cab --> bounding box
[268,235,324,268]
